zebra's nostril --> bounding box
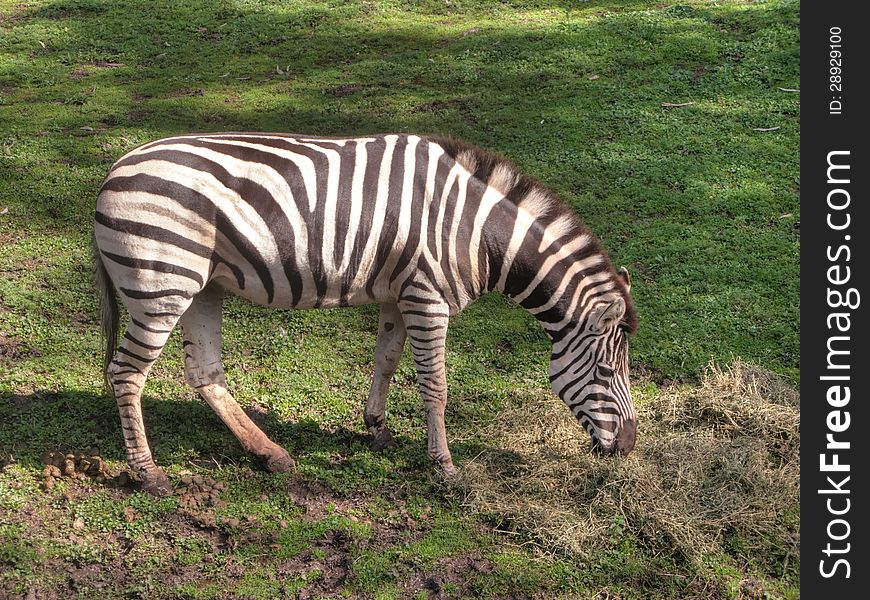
[590,437,614,456]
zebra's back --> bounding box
[95,133,487,311]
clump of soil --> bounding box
[286,478,339,517]
[38,450,230,511]
[176,474,227,509]
[40,449,121,491]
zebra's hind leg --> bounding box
[108,310,187,496]
[365,303,406,451]
[179,285,295,474]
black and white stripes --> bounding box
[93,132,638,491]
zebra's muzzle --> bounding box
[590,417,636,456]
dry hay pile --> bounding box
[452,360,799,563]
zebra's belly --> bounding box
[208,268,398,310]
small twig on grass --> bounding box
[493,528,522,536]
[778,87,800,92]
[661,101,695,107]
[752,126,781,132]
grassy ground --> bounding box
[1,0,799,598]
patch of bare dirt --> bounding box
[170,87,205,98]
[86,60,125,68]
[414,98,468,113]
[0,231,24,246]
[0,331,40,359]
[286,478,341,517]
[3,444,500,598]
[322,83,365,97]
[404,554,496,599]
[163,509,231,553]
[0,255,50,282]
[281,528,352,599]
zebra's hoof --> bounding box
[435,461,458,479]
[265,449,296,473]
[369,427,396,451]
[140,470,172,497]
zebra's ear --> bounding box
[590,297,626,333]
[618,266,631,293]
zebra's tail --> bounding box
[92,233,118,392]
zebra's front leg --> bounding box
[180,286,295,474]
[400,301,456,476]
[365,303,407,451]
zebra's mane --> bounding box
[431,135,638,334]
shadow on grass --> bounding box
[0,388,523,486]
[3,0,798,234]
[0,389,365,465]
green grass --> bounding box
[1,0,799,598]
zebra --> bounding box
[92,132,638,495]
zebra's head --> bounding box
[548,268,637,456]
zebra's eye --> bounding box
[598,364,614,378]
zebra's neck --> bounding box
[426,136,628,337]
[480,191,617,341]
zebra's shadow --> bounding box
[1,389,526,482]
[0,389,390,470]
